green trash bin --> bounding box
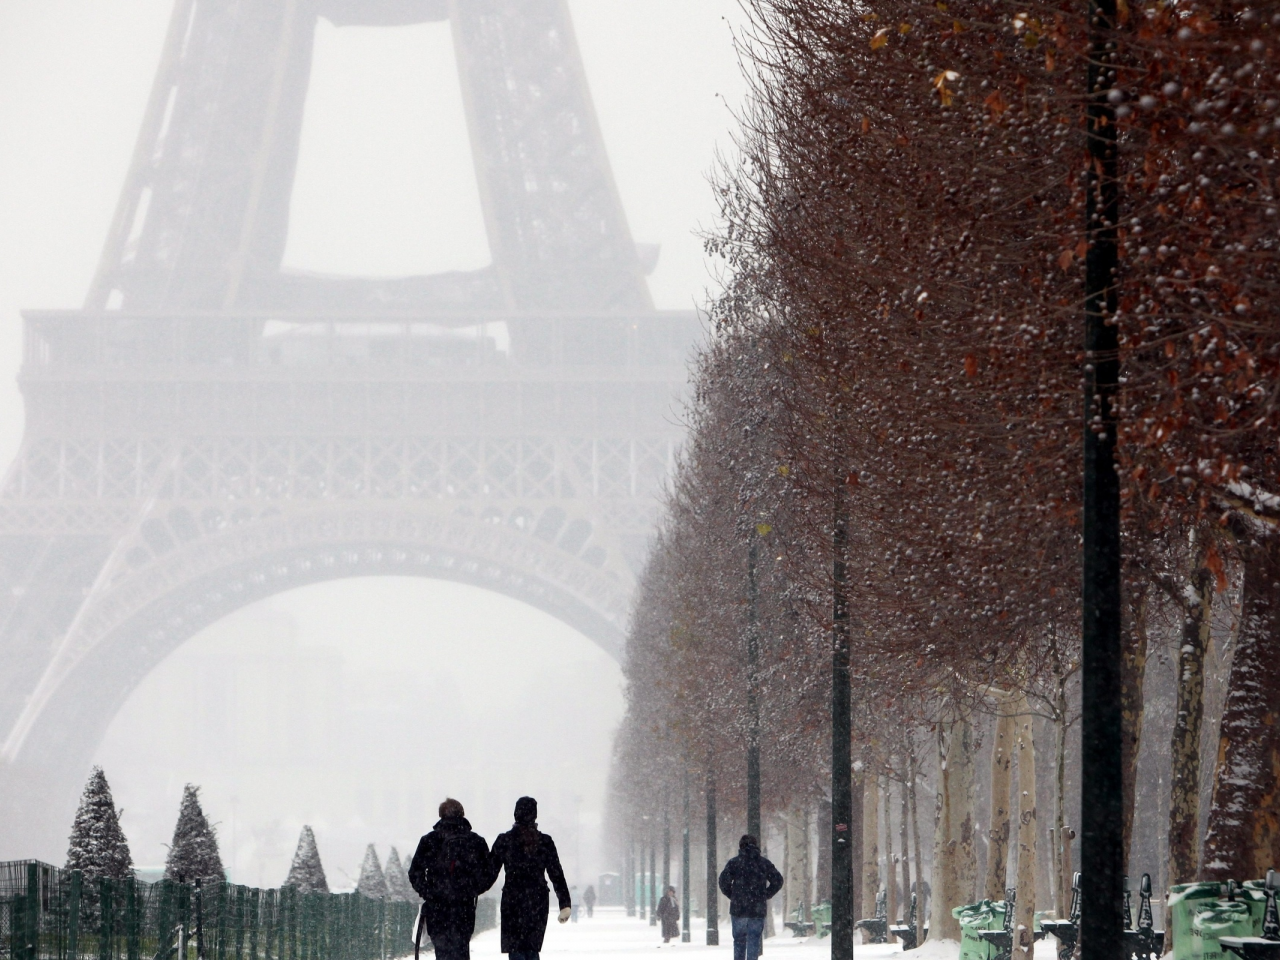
[1171,882,1230,960]
[1239,881,1271,933]
[954,900,1001,960]
[1193,900,1256,960]
[812,901,832,938]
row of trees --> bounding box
[66,771,224,884]
[65,769,416,901]
[355,843,418,903]
[612,0,1280,944]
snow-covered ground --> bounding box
[463,907,1066,960]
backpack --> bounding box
[428,832,477,900]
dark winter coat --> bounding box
[656,894,680,939]
[717,848,783,918]
[408,817,494,942]
[486,827,571,953]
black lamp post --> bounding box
[1080,4,1124,958]
[831,481,854,960]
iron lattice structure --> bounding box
[0,0,697,856]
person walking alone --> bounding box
[408,798,494,960]
[656,885,680,943]
[487,797,572,960]
[718,835,783,960]
[582,885,596,919]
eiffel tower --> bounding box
[0,0,696,857]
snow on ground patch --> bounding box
[464,908,1067,958]
[467,906,855,958]
[903,939,960,960]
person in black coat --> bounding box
[718,835,783,960]
[486,797,572,960]
[656,885,680,942]
[408,798,495,960]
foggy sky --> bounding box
[0,1,748,881]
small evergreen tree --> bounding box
[283,826,329,894]
[384,847,417,902]
[355,844,388,900]
[65,767,133,879]
[164,785,225,883]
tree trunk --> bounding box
[1054,680,1070,917]
[987,709,1016,901]
[1202,527,1280,880]
[930,715,977,941]
[804,806,814,921]
[929,728,946,940]
[851,768,864,939]
[1121,591,1150,872]
[910,739,926,947]
[783,810,796,925]
[885,777,897,936]
[764,828,776,941]
[900,777,911,921]
[1015,699,1038,960]
[817,799,832,904]
[1168,555,1211,886]
[863,775,880,918]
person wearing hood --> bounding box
[486,796,572,960]
[408,798,495,960]
[718,835,783,960]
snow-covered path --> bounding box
[466,907,910,959]
[464,907,1065,960]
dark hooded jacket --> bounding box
[717,843,783,919]
[408,816,494,940]
[486,798,571,953]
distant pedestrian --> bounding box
[656,885,680,943]
[718,835,783,960]
[487,797,572,960]
[583,885,596,918]
[408,798,494,960]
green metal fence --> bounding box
[0,862,420,960]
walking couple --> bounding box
[408,796,571,960]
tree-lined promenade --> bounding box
[611,0,1280,956]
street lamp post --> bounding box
[1080,0,1125,953]
[831,481,854,960]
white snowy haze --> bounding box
[0,1,747,883]
[96,579,624,889]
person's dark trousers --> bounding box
[731,917,765,960]
[430,930,470,960]
[586,906,593,918]
[509,952,539,960]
